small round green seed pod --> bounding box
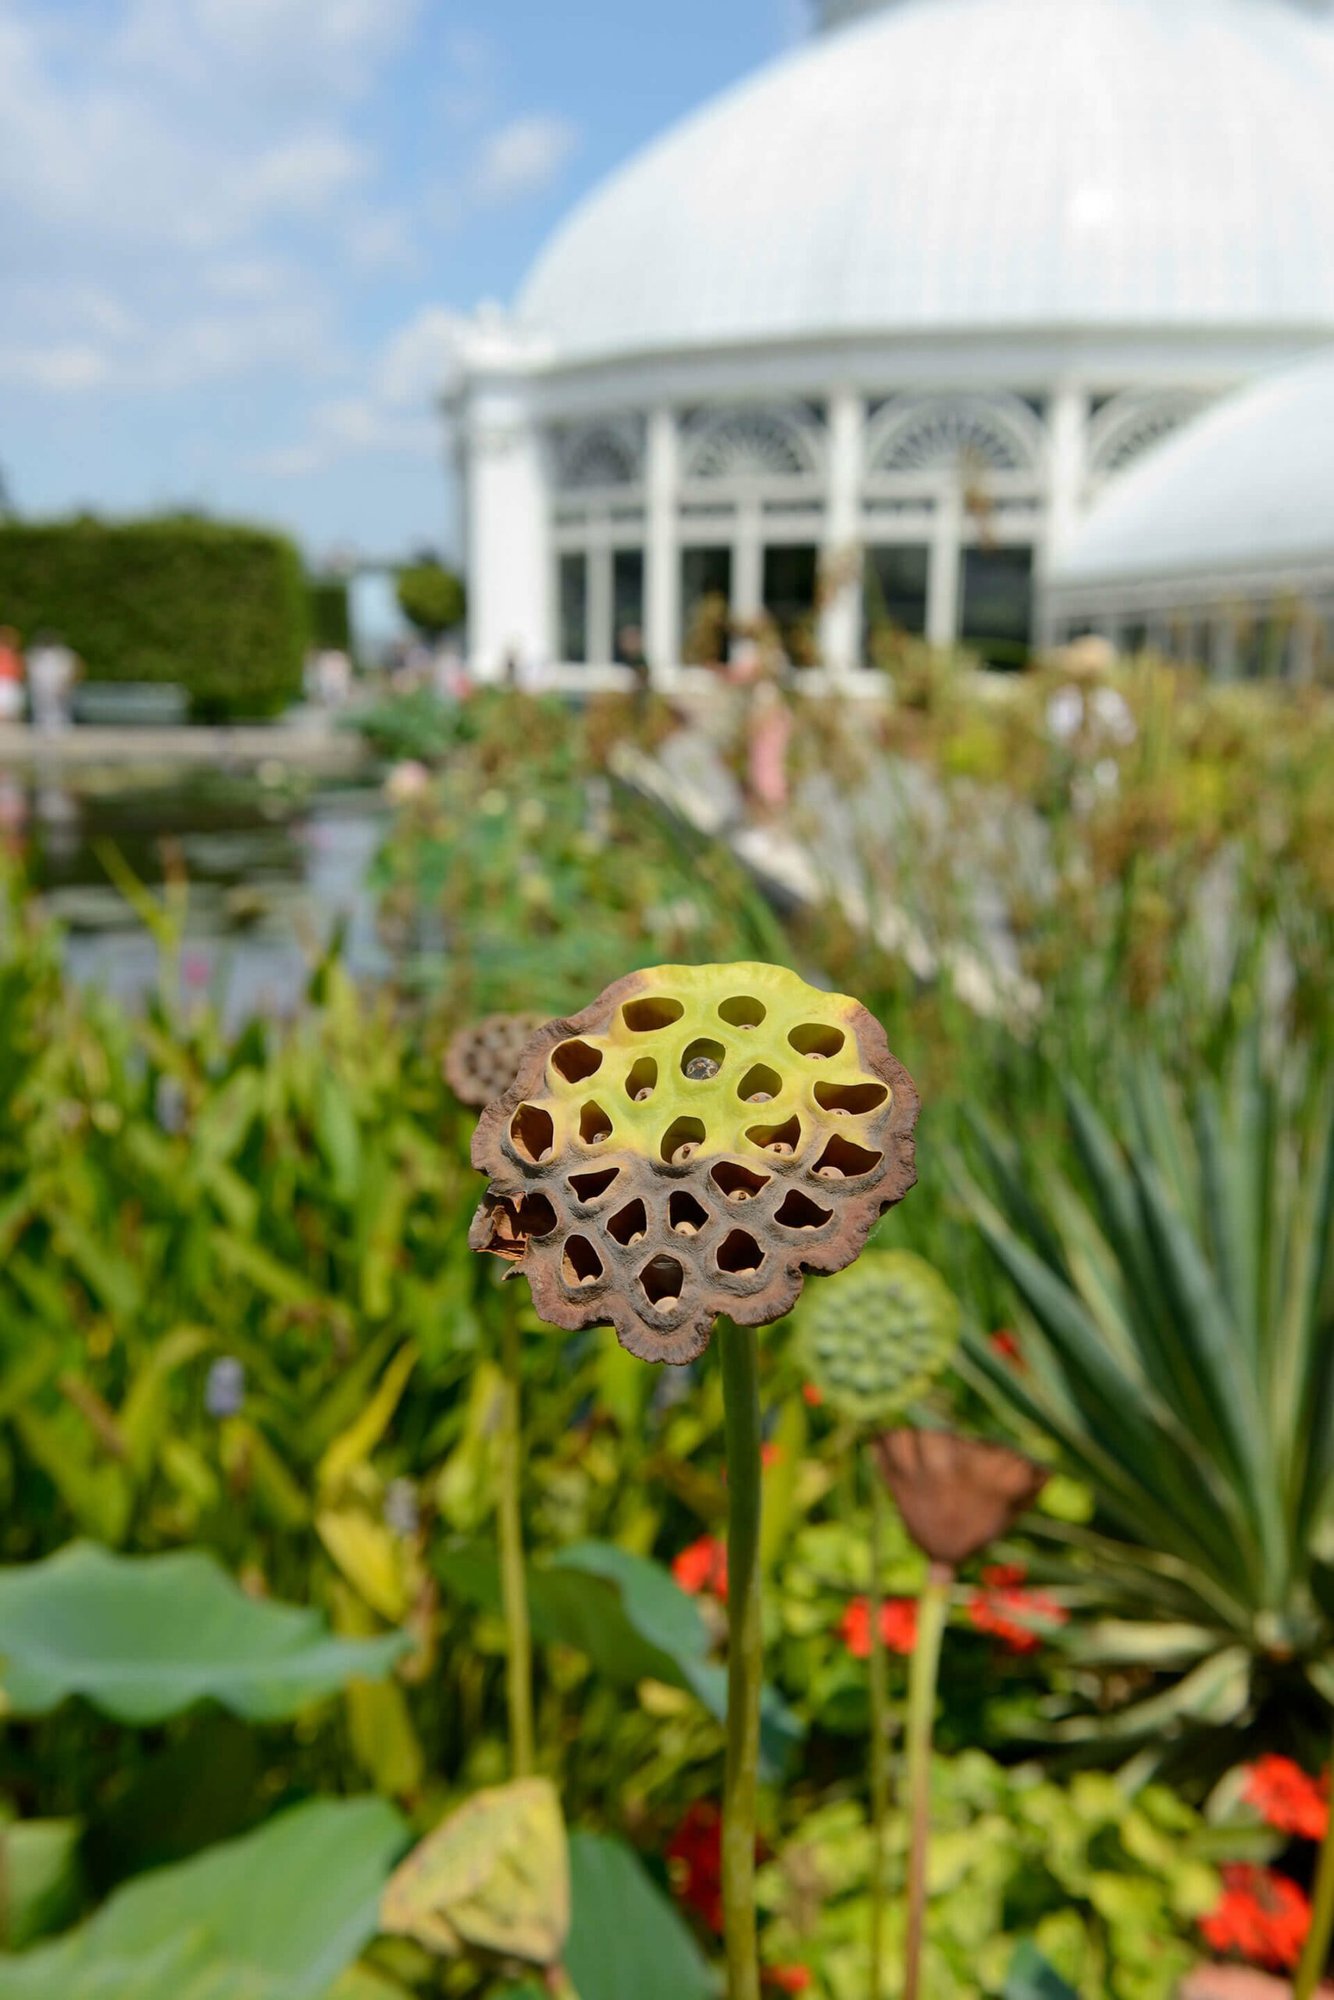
[794,1249,959,1426]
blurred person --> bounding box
[27,630,80,732]
[0,626,23,722]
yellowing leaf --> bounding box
[317,1509,409,1623]
[380,1777,569,1969]
[320,1345,419,1497]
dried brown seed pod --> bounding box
[469,962,919,1366]
[445,1013,549,1109]
[873,1429,1048,1568]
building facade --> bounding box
[447,0,1334,682]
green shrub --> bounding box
[395,561,465,638]
[0,515,309,720]
[308,575,351,654]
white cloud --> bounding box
[376,306,471,406]
[472,114,579,206]
[254,303,465,477]
[119,0,422,101]
[0,344,111,393]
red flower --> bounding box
[1200,1865,1312,1971]
[762,1442,784,1469]
[666,1801,724,1933]
[990,1329,1026,1370]
[840,1595,918,1658]
[673,1534,728,1600]
[765,1968,813,1993]
[967,1564,1067,1655]
[802,1383,823,1408]
[1243,1755,1331,1841]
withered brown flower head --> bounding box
[873,1429,1048,1568]
[469,962,919,1366]
[445,1013,549,1110]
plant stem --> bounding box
[1294,1726,1334,2000]
[867,1458,889,2000]
[903,1561,952,2000]
[720,1317,764,2000]
[498,1301,535,1779]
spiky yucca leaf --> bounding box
[959,1031,1334,1769]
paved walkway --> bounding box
[0,714,367,774]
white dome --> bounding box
[519,0,1334,365]
[1052,345,1334,584]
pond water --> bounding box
[0,762,391,1022]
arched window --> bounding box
[555,421,644,491]
[1087,390,1214,483]
[866,393,1043,478]
[683,405,823,482]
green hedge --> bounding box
[308,576,351,653]
[0,515,310,720]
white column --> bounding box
[1037,380,1089,650]
[645,407,680,679]
[734,498,764,625]
[588,529,615,667]
[819,386,865,676]
[462,371,550,682]
[926,488,962,648]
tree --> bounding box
[396,562,465,639]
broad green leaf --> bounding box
[0,1544,408,1724]
[438,1540,803,1774]
[380,1778,568,1967]
[0,1819,82,1950]
[1003,1941,1079,2000]
[0,1799,405,2000]
[565,1833,716,2000]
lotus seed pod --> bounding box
[468,962,919,1366]
[794,1249,959,1426]
[445,1013,549,1109]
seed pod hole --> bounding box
[661,1116,707,1166]
[625,1057,658,1102]
[579,1101,614,1145]
[568,1167,621,1203]
[551,1039,604,1085]
[511,1103,555,1163]
[813,1134,884,1180]
[562,1236,604,1287]
[511,1193,559,1239]
[774,1189,834,1231]
[669,1191,711,1237]
[719,995,766,1029]
[640,1254,685,1306]
[747,1114,802,1157]
[814,1080,889,1116]
[789,1023,846,1060]
[681,1038,726,1081]
[738,1064,783,1104]
[717,1229,763,1275]
[623,996,685,1033]
[607,1199,648,1247]
[711,1160,771,1202]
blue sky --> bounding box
[0,0,806,565]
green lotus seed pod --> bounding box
[794,1248,959,1426]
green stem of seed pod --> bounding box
[720,1317,764,2000]
[903,1562,952,2000]
[498,1300,535,1779]
[1294,1725,1334,2000]
[867,1461,890,2000]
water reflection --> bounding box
[6,763,390,1023]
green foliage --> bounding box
[961,1032,1334,1769]
[309,578,351,653]
[758,1754,1227,2000]
[394,563,464,638]
[0,1800,405,2000]
[0,1544,407,1722]
[566,1832,716,2000]
[0,516,308,719]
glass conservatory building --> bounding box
[447,0,1334,681]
